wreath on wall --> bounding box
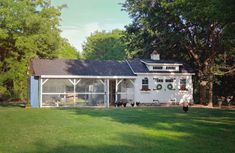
[167,84,175,90]
[156,84,162,90]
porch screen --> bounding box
[116,79,134,104]
[41,78,105,107]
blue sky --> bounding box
[51,0,131,51]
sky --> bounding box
[51,0,131,51]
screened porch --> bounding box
[40,78,135,107]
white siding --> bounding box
[134,74,193,103]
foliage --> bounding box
[123,0,235,104]
[0,0,69,100]
[82,29,127,60]
[0,107,235,153]
[56,38,80,59]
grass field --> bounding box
[0,106,235,153]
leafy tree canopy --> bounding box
[0,0,73,100]
[56,38,80,59]
[82,29,127,60]
[123,0,235,105]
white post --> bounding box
[39,77,43,108]
[73,79,76,106]
[73,79,80,106]
[115,79,123,106]
[115,79,118,105]
[106,79,109,108]
[131,79,136,107]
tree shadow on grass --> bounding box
[24,128,235,153]
[56,107,235,152]
[26,132,194,153]
[60,107,235,130]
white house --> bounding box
[29,51,194,108]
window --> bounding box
[153,66,163,70]
[166,66,176,70]
[154,78,163,82]
[180,79,187,90]
[141,78,149,91]
[165,79,174,82]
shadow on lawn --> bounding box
[63,107,235,132]
[66,107,235,147]
[0,103,25,108]
[24,107,235,153]
[28,132,192,153]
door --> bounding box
[154,77,176,103]
[109,80,116,106]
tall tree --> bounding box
[82,29,127,60]
[56,38,80,59]
[0,0,65,100]
[123,0,235,106]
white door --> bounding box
[153,77,176,103]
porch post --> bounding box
[106,79,109,108]
[115,79,123,106]
[73,79,80,106]
[73,79,76,106]
[115,79,118,105]
[39,77,42,108]
[130,79,136,106]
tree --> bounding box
[0,0,67,100]
[56,38,80,59]
[82,29,127,60]
[123,0,235,106]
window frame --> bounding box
[153,66,163,70]
[141,77,150,91]
[166,66,176,70]
[179,78,187,90]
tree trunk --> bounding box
[199,81,207,105]
[208,81,213,107]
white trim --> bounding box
[106,79,109,108]
[73,79,76,106]
[42,92,105,95]
[115,79,118,104]
[126,60,136,74]
[42,79,48,85]
[141,60,183,66]
[129,79,135,86]
[75,79,81,85]
[117,79,123,86]
[68,79,75,85]
[99,79,105,85]
[40,75,137,79]
[39,77,42,108]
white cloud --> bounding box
[60,22,126,51]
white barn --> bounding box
[29,51,194,108]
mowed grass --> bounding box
[0,107,235,153]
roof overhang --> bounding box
[40,75,137,79]
[140,60,183,66]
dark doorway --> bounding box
[109,80,116,106]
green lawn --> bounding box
[0,107,235,153]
